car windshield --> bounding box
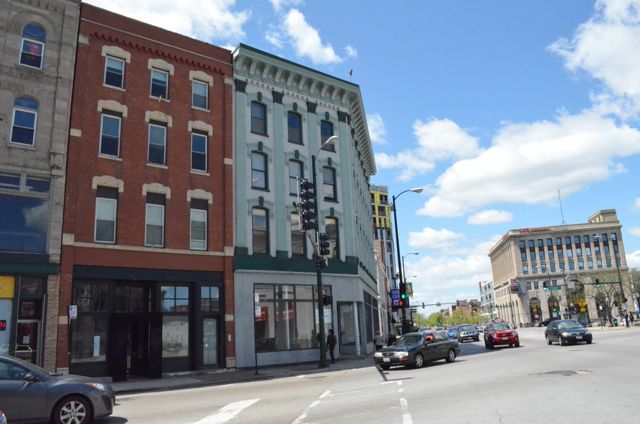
[459,325,474,331]
[392,335,422,346]
[558,320,583,330]
[492,323,512,331]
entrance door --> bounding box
[15,320,39,363]
[203,318,217,366]
[109,316,150,381]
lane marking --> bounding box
[194,399,260,424]
[399,388,404,393]
[397,381,403,386]
[292,390,332,424]
[400,398,413,424]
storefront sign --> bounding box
[390,289,400,308]
[0,276,15,299]
[0,320,6,331]
[68,305,78,320]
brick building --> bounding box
[58,4,234,380]
[0,0,79,370]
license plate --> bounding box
[576,336,582,340]
[383,358,390,363]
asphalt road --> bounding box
[104,327,640,424]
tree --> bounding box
[425,312,445,328]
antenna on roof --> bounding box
[557,188,566,225]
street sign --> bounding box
[406,283,413,298]
[390,289,400,308]
[545,286,561,291]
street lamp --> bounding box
[311,135,339,367]
[392,187,423,334]
[402,252,419,284]
[595,234,628,327]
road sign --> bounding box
[545,286,561,291]
[390,289,400,308]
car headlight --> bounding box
[374,352,383,358]
[561,332,570,337]
[86,383,107,391]
[395,351,409,358]
[584,330,591,335]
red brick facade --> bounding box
[58,4,234,376]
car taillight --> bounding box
[512,331,518,336]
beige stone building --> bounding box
[0,0,80,369]
[488,210,629,326]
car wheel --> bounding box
[475,336,479,342]
[413,353,425,368]
[53,395,92,424]
[546,336,552,345]
[486,340,494,350]
[380,364,391,370]
[586,338,592,345]
[515,341,520,348]
[560,337,566,346]
[445,349,456,363]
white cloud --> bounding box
[374,118,480,181]
[628,249,640,268]
[265,27,285,49]
[282,9,342,65]
[630,228,640,236]
[408,227,464,250]
[418,111,640,217]
[270,0,303,12]
[85,0,249,43]
[344,45,358,59]
[367,113,387,145]
[634,197,640,210]
[467,209,514,225]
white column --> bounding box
[353,301,361,356]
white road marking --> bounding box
[291,390,332,424]
[400,398,413,424]
[398,388,404,393]
[193,399,260,424]
[397,381,403,386]
[319,390,331,399]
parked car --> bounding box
[457,325,480,342]
[544,319,593,346]
[447,326,459,339]
[475,324,485,333]
[374,331,460,370]
[484,322,520,349]
[0,355,115,424]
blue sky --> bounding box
[85,0,640,314]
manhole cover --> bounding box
[530,369,591,377]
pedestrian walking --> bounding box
[374,331,385,351]
[327,329,337,364]
[630,313,635,326]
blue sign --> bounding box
[390,289,400,308]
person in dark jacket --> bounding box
[327,329,337,363]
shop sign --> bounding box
[0,276,15,299]
[68,305,78,320]
[0,320,6,331]
[390,289,400,308]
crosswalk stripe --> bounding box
[400,398,413,424]
[194,399,260,424]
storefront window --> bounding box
[0,193,49,254]
[71,316,108,362]
[161,285,190,312]
[74,281,109,312]
[201,285,220,312]
[162,316,189,358]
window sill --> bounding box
[18,62,43,71]
[251,187,270,192]
[250,131,268,137]
[94,240,116,245]
[191,106,210,113]
[149,96,171,103]
[98,154,122,162]
[190,170,210,176]
[103,84,126,92]
[147,162,168,169]
[144,244,165,248]
[8,141,36,150]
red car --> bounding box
[484,322,519,349]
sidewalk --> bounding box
[111,355,374,395]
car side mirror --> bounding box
[23,372,39,383]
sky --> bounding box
[84,0,640,315]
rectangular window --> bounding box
[252,208,268,255]
[323,167,336,200]
[11,106,37,146]
[559,261,565,271]
[94,187,118,243]
[251,101,267,135]
[519,240,525,249]
[325,217,338,258]
[162,316,189,358]
[586,246,591,256]
[320,120,335,151]
[20,38,44,69]
[291,213,305,256]
[288,160,303,195]
[148,123,167,165]
[555,237,562,246]
[574,236,581,245]
[161,285,190,312]
[104,56,124,88]
[528,240,534,248]
[191,132,208,172]
[99,114,121,157]
[606,257,612,268]
[576,247,582,257]
[192,80,208,109]
[597,259,603,268]
[567,248,573,258]
[288,112,302,144]
[201,286,220,312]
[588,259,593,269]
[190,200,207,250]
[251,152,268,190]
[583,235,590,244]
[151,69,169,99]
[145,194,165,247]
[578,260,584,270]
[569,260,575,271]
[550,263,556,272]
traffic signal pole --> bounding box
[311,154,328,367]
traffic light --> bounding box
[399,282,410,308]
[543,281,548,291]
[319,233,330,256]
[299,179,316,230]
[595,279,601,288]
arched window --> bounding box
[11,97,38,146]
[20,23,46,68]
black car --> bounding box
[0,355,115,424]
[373,331,460,370]
[544,319,593,346]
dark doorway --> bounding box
[109,315,149,381]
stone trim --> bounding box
[142,182,171,199]
[145,111,173,127]
[148,58,174,75]
[224,158,233,166]
[187,189,213,204]
[189,70,213,85]
[91,175,124,192]
[69,129,82,137]
[97,99,128,117]
[188,120,213,135]
[101,45,131,63]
